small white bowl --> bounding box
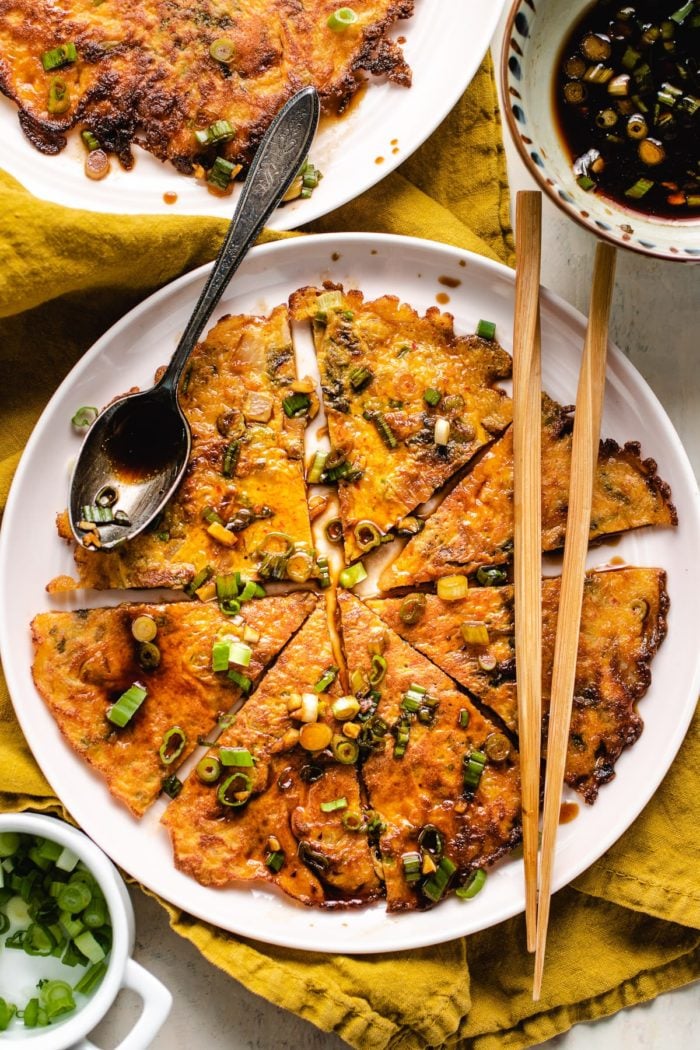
[501,0,700,262]
[0,812,171,1049]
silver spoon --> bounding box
[69,86,320,550]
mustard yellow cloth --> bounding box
[1,54,699,1049]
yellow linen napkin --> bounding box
[1,54,699,1049]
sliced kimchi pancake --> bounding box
[162,603,381,906]
[50,305,313,592]
[379,395,677,590]
[0,0,413,171]
[290,286,512,562]
[30,592,316,817]
[368,567,668,802]
[337,592,520,911]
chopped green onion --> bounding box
[73,961,107,995]
[24,923,56,956]
[239,580,259,602]
[671,1,694,24]
[463,749,487,790]
[137,641,160,672]
[81,130,100,151]
[422,856,457,902]
[0,999,16,1030]
[327,8,358,32]
[47,77,70,114]
[265,850,285,873]
[209,38,235,63]
[220,747,254,767]
[577,174,596,191]
[55,846,79,873]
[418,824,444,858]
[195,119,236,147]
[80,504,114,524]
[161,775,183,799]
[325,518,344,544]
[458,708,470,729]
[159,726,187,765]
[434,416,450,445]
[228,640,253,667]
[437,574,469,601]
[314,666,339,693]
[461,621,490,646]
[196,755,222,783]
[369,654,387,687]
[212,640,231,672]
[316,290,343,313]
[57,882,91,914]
[73,930,105,964]
[423,388,441,407]
[207,157,237,191]
[228,669,252,692]
[40,979,75,1021]
[316,555,331,589]
[217,771,252,807]
[476,319,496,340]
[282,392,311,418]
[107,684,147,728]
[456,868,487,899]
[41,43,77,71]
[339,561,367,589]
[0,832,20,857]
[320,797,348,813]
[399,593,427,625]
[332,737,360,764]
[476,565,507,587]
[393,716,411,758]
[348,365,374,392]
[401,851,422,884]
[307,450,328,483]
[364,409,398,448]
[342,810,365,831]
[185,565,214,597]
[222,439,241,478]
[625,177,655,199]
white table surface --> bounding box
[91,9,699,1048]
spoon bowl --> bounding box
[69,86,320,550]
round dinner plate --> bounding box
[0,1,507,225]
[2,233,699,954]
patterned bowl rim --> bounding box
[500,0,700,263]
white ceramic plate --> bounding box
[0,1,506,225]
[2,233,699,954]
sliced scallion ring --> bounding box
[327,7,358,30]
[71,406,98,429]
[159,726,187,765]
[217,771,252,807]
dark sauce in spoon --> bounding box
[102,398,185,484]
[554,0,700,218]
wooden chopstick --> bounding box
[533,241,617,1000]
[511,190,543,953]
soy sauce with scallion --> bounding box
[555,1,700,218]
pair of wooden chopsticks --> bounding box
[512,191,617,1000]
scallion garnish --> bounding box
[393,715,411,758]
[159,726,187,765]
[81,130,100,152]
[185,565,213,597]
[320,797,348,813]
[313,666,339,693]
[106,684,147,728]
[456,868,487,900]
[196,755,222,783]
[222,439,241,478]
[368,654,387,687]
[207,156,237,191]
[307,450,328,483]
[364,409,398,448]
[461,621,490,646]
[463,749,487,791]
[316,555,331,589]
[47,77,70,114]
[625,176,655,199]
[338,561,367,589]
[418,824,445,859]
[228,669,252,692]
[331,737,360,764]
[475,565,508,587]
[41,43,77,71]
[265,850,285,873]
[348,365,373,392]
[324,518,344,544]
[217,771,252,807]
[161,774,183,798]
[476,319,496,340]
[458,708,470,729]
[423,387,441,407]
[399,593,426,625]
[209,38,235,63]
[327,7,358,31]
[437,574,469,601]
[194,119,236,147]
[282,392,311,418]
[71,406,98,429]
[220,747,254,767]
[422,856,456,902]
[401,851,422,884]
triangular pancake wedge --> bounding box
[31,592,316,817]
[368,567,668,802]
[290,285,512,562]
[162,602,382,907]
[337,591,521,911]
[379,395,677,590]
[51,305,313,592]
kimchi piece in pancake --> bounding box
[30,592,316,817]
[0,0,413,173]
[338,592,520,911]
[369,567,668,803]
[50,305,314,592]
[290,285,512,562]
[162,602,381,906]
[379,395,677,590]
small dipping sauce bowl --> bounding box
[501,0,700,261]
[0,812,171,1048]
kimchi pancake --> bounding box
[379,395,677,590]
[369,567,668,802]
[338,592,520,911]
[31,592,316,817]
[50,305,313,592]
[290,285,512,562]
[162,602,381,905]
[0,0,413,172]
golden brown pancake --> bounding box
[379,395,677,590]
[338,592,521,910]
[0,0,414,173]
[290,285,512,562]
[31,592,316,816]
[162,601,382,905]
[368,567,668,802]
[50,306,313,592]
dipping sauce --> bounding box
[555,1,700,218]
